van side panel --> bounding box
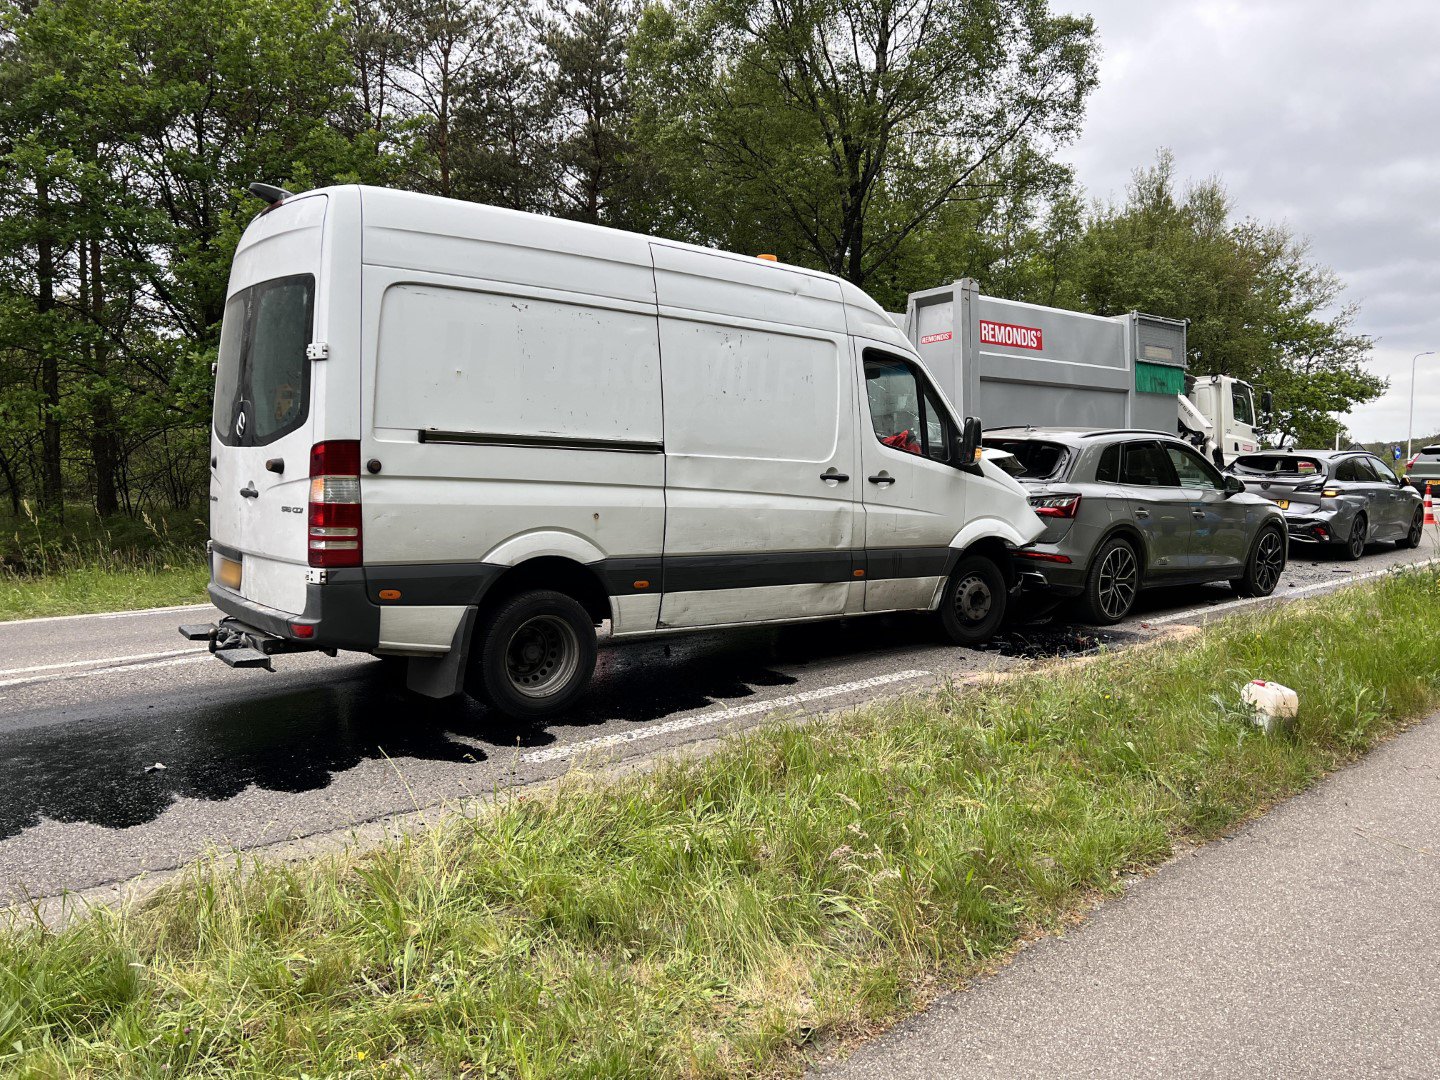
[357,229,665,641]
[651,245,860,628]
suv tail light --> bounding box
[1029,493,1082,518]
[309,440,362,567]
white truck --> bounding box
[183,185,1043,718]
[901,279,1268,464]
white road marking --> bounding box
[1143,556,1440,627]
[0,653,208,689]
[0,648,201,678]
[522,669,931,764]
[0,603,213,628]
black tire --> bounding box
[1078,536,1140,624]
[937,555,1007,646]
[1398,505,1424,549]
[1230,525,1287,597]
[467,590,597,720]
[1338,514,1367,561]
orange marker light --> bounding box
[853,569,866,578]
[633,580,650,589]
[378,589,402,601]
[757,254,778,262]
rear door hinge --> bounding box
[306,341,330,361]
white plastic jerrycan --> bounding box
[1241,680,1299,734]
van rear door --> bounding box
[210,195,328,616]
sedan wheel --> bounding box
[1341,515,1367,561]
[1399,506,1424,549]
[1231,526,1288,597]
[1079,537,1139,624]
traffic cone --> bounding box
[1426,484,1436,526]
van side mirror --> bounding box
[1224,474,1245,495]
[956,416,982,471]
[1260,389,1273,413]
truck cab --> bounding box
[1185,374,1260,464]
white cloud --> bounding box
[1050,0,1440,441]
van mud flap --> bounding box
[179,618,322,671]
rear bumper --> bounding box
[1010,549,1086,596]
[1282,511,1338,545]
[207,568,381,652]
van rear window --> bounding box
[213,274,314,447]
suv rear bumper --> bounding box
[207,568,381,652]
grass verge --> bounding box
[0,505,207,621]
[5,569,1440,1077]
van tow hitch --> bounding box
[178,618,305,671]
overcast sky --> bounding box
[1049,0,1440,445]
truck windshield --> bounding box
[1232,384,1256,426]
[213,274,315,447]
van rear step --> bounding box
[179,617,324,673]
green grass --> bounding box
[5,569,1440,1077]
[0,504,208,621]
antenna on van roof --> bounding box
[247,182,294,206]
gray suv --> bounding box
[985,428,1288,624]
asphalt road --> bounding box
[1,537,1435,906]
[813,708,1440,1080]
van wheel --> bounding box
[937,556,1007,646]
[468,590,597,720]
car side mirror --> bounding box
[1224,474,1245,495]
[956,416,982,471]
[1260,389,1274,414]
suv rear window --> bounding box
[982,439,1070,480]
[1232,455,1323,476]
[213,274,315,447]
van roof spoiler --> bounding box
[247,182,294,206]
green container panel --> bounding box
[1136,360,1185,396]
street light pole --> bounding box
[1409,351,1436,461]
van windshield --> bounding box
[213,274,314,447]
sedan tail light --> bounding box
[1029,493,1082,518]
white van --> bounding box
[182,185,1044,718]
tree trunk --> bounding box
[36,174,64,518]
[88,239,120,517]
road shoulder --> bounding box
[812,710,1440,1080]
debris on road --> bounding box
[144,762,167,772]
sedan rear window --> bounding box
[982,439,1070,480]
[1232,455,1323,476]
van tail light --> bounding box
[1029,493,1082,518]
[309,440,362,568]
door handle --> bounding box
[1134,508,1150,518]
[1192,509,1206,519]
[820,470,849,483]
[868,474,896,485]
[239,483,259,499]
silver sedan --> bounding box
[1228,451,1425,559]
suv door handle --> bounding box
[868,474,896,485]
[239,483,259,499]
[1191,509,1206,519]
[820,470,849,483]
[1134,508,1150,518]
